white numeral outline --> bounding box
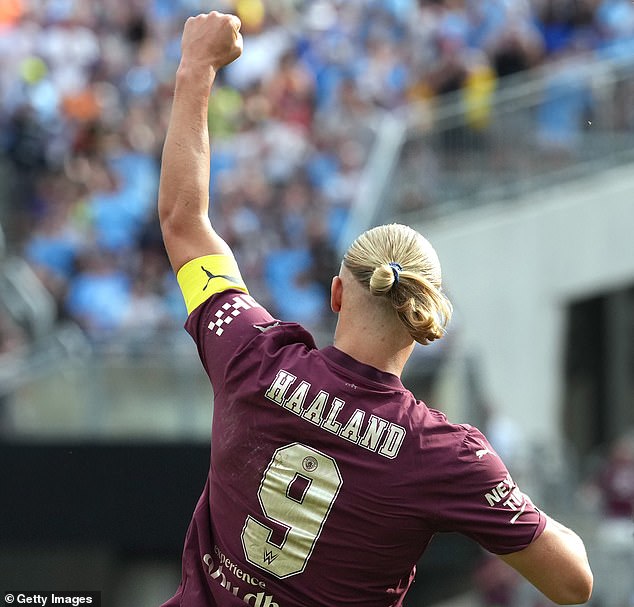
[241,443,343,578]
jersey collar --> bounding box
[320,346,406,391]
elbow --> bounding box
[158,194,179,229]
[552,568,593,605]
[158,201,195,237]
[158,210,178,247]
[158,206,176,234]
[157,184,196,228]
[158,193,208,238]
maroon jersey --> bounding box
[162,287,545,607]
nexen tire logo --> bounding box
[484,474,530,524]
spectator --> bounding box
[593,431,634,519]
[0,0,628,344]
[65,250,132,339]
[582,431,634,607]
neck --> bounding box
[333,329,415,377]
[330,267,416,376]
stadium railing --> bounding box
[339,51,634,249]
[6,51,634,447]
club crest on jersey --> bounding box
[208,294,260,336]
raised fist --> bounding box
[181,11,243,71]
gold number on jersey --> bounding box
[241,442,343,578]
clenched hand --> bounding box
[181,11,243,72]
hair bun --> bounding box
[343,223,453,345]
[369,263,399,296]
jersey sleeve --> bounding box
[434,428,546,555]
[177,254,278,390]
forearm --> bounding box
[158,63,216,231]
[158,11,242,272]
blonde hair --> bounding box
[343,224,452,345]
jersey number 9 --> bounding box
[241,443,343,578]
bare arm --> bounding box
[158,11,243,274]
[500,515,593,605]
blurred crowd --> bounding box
[2,0,634,343]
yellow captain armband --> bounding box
[176,255,248,315]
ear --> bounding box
[330,275,343,313]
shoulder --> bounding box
[415,411,503,482]
[418,407,476,456]
[202,292,317,364]
[179,266,319,388]
[187,289,316,348]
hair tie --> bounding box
[388,262,402,285]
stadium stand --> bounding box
[1,2,634,606]
[3,0,634,343]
